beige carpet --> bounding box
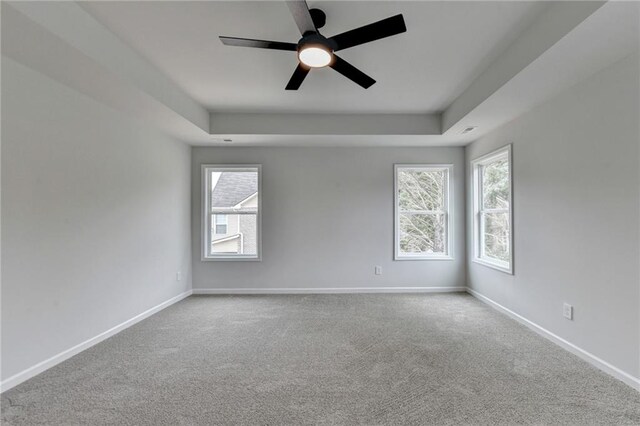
[2,293,639,425]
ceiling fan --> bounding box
[219,0,407,90]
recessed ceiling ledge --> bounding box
[209,113,441,136]
[441,0,605,135]
[6,1,210,135]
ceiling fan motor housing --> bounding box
[309,8,327,29]
[297,33,337,54]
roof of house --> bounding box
[212,233,240,244]
[211,172,257,208]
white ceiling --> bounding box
[81,1,546,114]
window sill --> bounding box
[472,258,513,274]
[394,256,454,261]
[201,256,262,262]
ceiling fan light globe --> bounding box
[298,46,332,68]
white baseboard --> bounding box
[9,287,634,394]
[0,290,193,393]
[466,287,640,392]
[193,286,467,295]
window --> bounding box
[472,145,513,273]
[213,214,228,235]
[202,165,261,260]
[394,164,453,260]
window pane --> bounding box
[211,171,258,211]
[211,214,257,255]
[483,212,510,263]
[399,213,446,255]
[398,169,445,211]
[482,158,509,210]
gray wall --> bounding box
[192,147,466,290]
[1,57,192,381]
[465,54,640,379]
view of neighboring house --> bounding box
[211,171,258,255]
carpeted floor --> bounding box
[2,293,639,425]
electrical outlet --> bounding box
[374,266,382,275]
[176,271,182,282]
[563,303,573,320]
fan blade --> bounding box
[329,14,406,52]
[285,64,310,90]
[219,36,297,51]
[286,0,317,35]
[330,55,375,89]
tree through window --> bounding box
[395,165,452,259]
[472,146,513,273]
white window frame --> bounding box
[201,164,262,261]
[471,145,513,274]
[394,164,453,261]
[214,214,228,235]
